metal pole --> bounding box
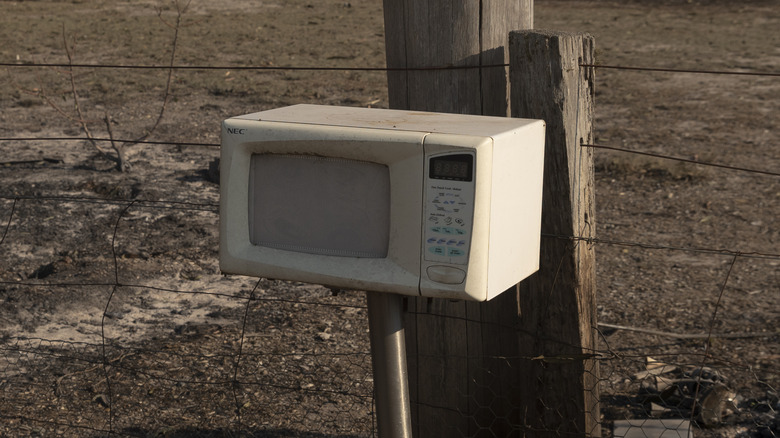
[366,291,412,438]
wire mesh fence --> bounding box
[1,189,776,436]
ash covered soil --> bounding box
[0,0,778,436]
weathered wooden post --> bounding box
[383,0,532,117]
[382,1,533,437]
[509,30,599,437]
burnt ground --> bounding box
[0,0,778,437]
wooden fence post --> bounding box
[382,0,532,117]
[382,1,533,437]
[509,30,600,436]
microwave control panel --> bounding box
[423,153,476,270]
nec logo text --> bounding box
[227,128,247,135]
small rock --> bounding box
[206,158,220,184]
[93,394,110,409]
[28,262,56,279]
[698,384,737,427]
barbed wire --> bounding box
[0,194,218,211]
[582,143,780,178]
[2,193,778,260]
[0,137,220,148]
[544,234,780,261]
[0,61,509,72]
[580,63,780,77]
[2,194,778,261]
[0,137,776,180]
[0,280,369,310]
[3,61,780,78]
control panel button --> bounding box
[429,246,446,256]
[426,265,466,285]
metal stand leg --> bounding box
[366,291,412,438]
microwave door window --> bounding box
[249,154,390,258]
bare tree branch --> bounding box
[60,25,126,170]
[103,113,130,171]
[14,2,191,172]
[135,0,192,144]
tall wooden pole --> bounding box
[383,1,533,436]
[510,30,600,436]
[383,0,532,117]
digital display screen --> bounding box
[429,154,473,181]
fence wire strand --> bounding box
[582,143,780,178]
[3,61,780,78]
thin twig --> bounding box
[60,25,123,169]
[62,27,99,151]
[0,197,18,246]
[134,0,192,144]
[103,113,129,171]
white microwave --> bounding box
[219,104,545,301]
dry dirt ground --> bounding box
[0,0,778,437]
